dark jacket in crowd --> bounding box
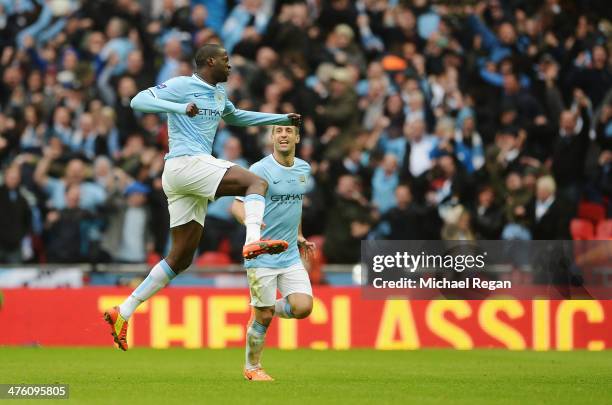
[551,107,590,188]
[0,185,31,251]
[45,208,91,262]
[472,204,504,239]
[323,195,372,263]
[526,197,572,240]
[381,204,422,240]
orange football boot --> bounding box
[103,306,129,351]
[242,239,289,260]
[244,367,274,381]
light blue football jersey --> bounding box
[147,74,291,160]
[243,155,311,269]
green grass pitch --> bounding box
[1,348,611,404]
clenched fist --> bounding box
[186,103,199,117]
[287,113,302,127]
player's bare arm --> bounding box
[232,199,267,229]
[298,221,316,260]
[231,199,245,224]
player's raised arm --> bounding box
[222,99,301,127]
[130,88,196,115]
[131,77,198,116]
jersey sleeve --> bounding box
[132,76,190,114]
[248,161,266,177]
[223,98,237,116]
[304,161,312,176]
[223,99,291,127]
[303,161,312,186]
[148,77,186,103]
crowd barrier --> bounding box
[1,287,610,350]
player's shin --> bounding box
[245,320,269,370]
[244,194,265,244]
[274,297,294,319]
[118,259,177,320]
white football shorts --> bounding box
[246,263,313,307]
[162,154,235,228]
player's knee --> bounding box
[292,303,312,319]
[261,312,274,325]
[255,307,274,325]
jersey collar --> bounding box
[270,154,295,169]
[192,73,216,89]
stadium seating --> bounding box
[596,220,612,239]
[577,201,606,224]
[147,252,162,266]
[195,251,232,266]
[305,235,326,284]
[570,219,595,240]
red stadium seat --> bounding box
[570,219,594,240]
[304,235,326,285]
[577,201,606,224]
[218,238,231,255]
[195,252,232,266]
[147,252,162,266]
[596,220,612,239]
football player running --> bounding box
[232,125,316,381]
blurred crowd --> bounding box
[0,0,611,265]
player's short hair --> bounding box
[194,44,224,68]
[270,125,299,137]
